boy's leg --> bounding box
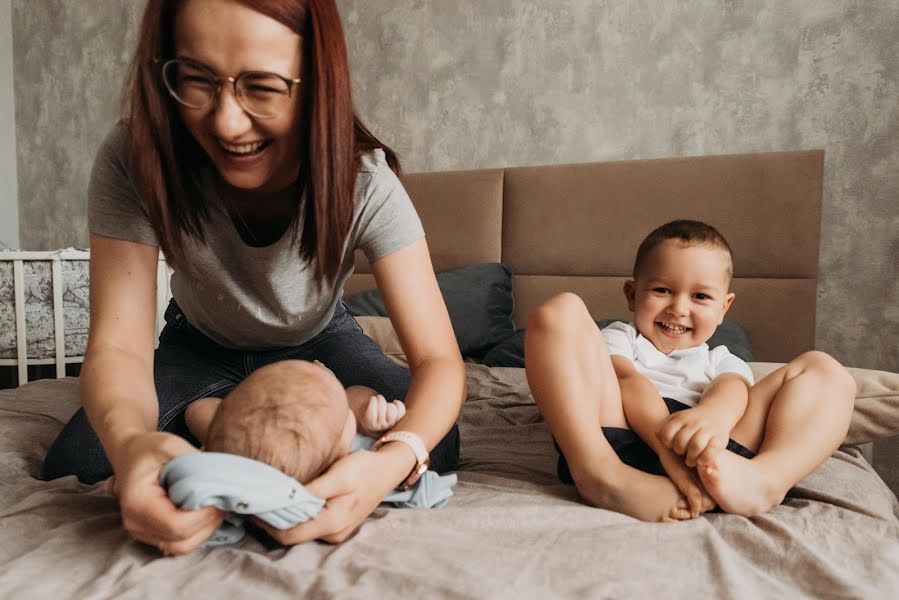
[525,293,691,522]
[697,351,856,515]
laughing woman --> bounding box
[42,0,464,555]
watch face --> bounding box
[402,460,430,490]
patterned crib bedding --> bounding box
[0,251,90,360]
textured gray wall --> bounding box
[1,0,19,248]
[12,0,140,251]
[12,0,899,373]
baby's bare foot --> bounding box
[697,451,787,516]
[658,450,716,517]
[576,461,693,523]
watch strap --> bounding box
[371,431,430,489]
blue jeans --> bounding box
[42,300,461,484]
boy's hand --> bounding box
[358,394,407,437]
[657,407,730,467]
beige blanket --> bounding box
[1,367,897,598]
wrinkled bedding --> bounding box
[1,366,897,598]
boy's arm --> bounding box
[697,373,750,429]
[613,356,670,449]
[657,373,750,466]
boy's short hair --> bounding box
[633,219,734,279]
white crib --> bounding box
[0,250,171,386]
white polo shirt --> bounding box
[601,321,754,407]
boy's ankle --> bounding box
[569,455,620,489]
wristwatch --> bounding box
[371,431,430,490]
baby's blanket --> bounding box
[161,447,457,546]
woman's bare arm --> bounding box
[81,233,222,554]
[80,234,160,462]
[371,238,466,450]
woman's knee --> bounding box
[430,423,461,473]
[41,409,113,483]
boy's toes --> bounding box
[686,490,705,517]
[104,476,119,498]
[666,504,693,522]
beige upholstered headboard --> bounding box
[346,150,823,363]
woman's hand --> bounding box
[113,431,224,555]
[257,444,414,544]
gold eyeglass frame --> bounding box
[158,58,302,119]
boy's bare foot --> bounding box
[696,451,787,516]
[575,460,693,523]
[657,449,716,517]
[103,475,119,498]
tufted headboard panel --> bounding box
[348,150,823,363]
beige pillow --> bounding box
[355,316,408,369]
[750,362,899,445]
[356,317,899,445]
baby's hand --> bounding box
[657,407,730,467]
[359,394,407,436]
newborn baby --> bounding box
[184,360,406,482]
[162,360,457,547]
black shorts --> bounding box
[556,398,755,485]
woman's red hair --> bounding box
[126,0,399,282]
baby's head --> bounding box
[624,220,735,354]
[205,360,356,483]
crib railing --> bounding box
[0,250,171,386]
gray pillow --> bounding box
[481,319,754,368]
[344,263,516,358]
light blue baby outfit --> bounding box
[161,435,457,546]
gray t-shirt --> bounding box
[88,124,424,350]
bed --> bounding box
[1,150,898,598]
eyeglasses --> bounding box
[160,58,301,119]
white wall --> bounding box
[0,0,19,249]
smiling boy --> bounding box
[526,220,856,521]
[608,221,755,516]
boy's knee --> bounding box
[793,351,856,396]
[526,293,587,334]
